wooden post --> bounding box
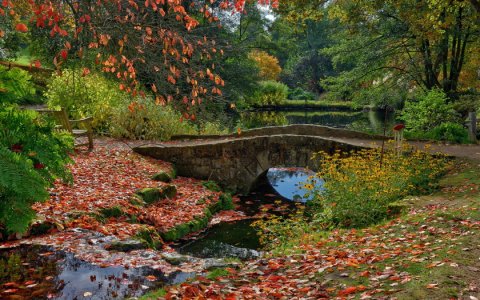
[468,112,477,143]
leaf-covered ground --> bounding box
[155,160,480,300]
[1,139,236,275]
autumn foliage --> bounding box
[248,50,282,81]
[1,0,279,117]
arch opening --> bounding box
[249,167,324,202]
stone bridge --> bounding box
[133,125,384,193]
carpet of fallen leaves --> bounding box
[162,204,480,299]
[31,140,221,237]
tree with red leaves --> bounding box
[0,0,278,117]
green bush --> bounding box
[45,68,128,132]
[427,122,469,144]
[248,80,289,106]
[109,98,195,140]
[0,66,36,104]
[400,89,458,132]
[110,97,226,140]
[287,87,315,101]
[0,107,73,234]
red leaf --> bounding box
[60,49,68,60]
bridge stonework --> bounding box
[133,127,371,193]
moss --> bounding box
[160,194,233,242]
[135,185,177,204]
[151,171,172,183]
[99,206,125,218]
[135,228,163,249]
[209,193,234,214]
[202,181,222,192]
[129,194,146,206]
[160,184,177,199]
[135,188,161,204]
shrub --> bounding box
[247,81,289,106]
[45,69,127,132]
[305,147,448,228]
[287,87,315,101]
[0,107,73,234]
[109,98,197,140]
[400,89,458,132]
[427,122,469,144]
[0,65,36,104]
[253,146,449,249]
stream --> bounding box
[176,167,322,259]
[0,168,322,299]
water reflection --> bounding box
[239,109,397,135]
[0,245,175,300]
[267,168,323,203]
[177,220,261,260]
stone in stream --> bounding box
[162,252,194,265]
[107,239,149,252]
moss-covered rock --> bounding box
[99,206,125,218]
[151,171,172,183]
[135,228,163,249]
[159,184,177,199]
[135,188,161,204]
[135,185,177,204]
[129,194,146,206]
[160,193,233,242]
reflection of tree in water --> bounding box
[347,110,397,135]
[239,111,288,129]
[267,168,314,187]
[284,111,363,128]
[0,245,164,300]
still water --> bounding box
[177,168,323,259]
[0,245,186,300]
[239,109,397,135]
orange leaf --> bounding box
[338,286,357,296]
[15,23,28,32]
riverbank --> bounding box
[250,99,355,111]
[149,158,480,299]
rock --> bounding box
[151,171,172,183]
[162,252,193,265]
[107,239,148,252]
[135,185,177,204]
[203,258,241,270]
[159,184,177,199]
[135,188,162,204]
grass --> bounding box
[206,268,230,280]
[138,288,167,299]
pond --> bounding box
[238,108,397,135]
[0,244,192,300]
[177,167,322,259]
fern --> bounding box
[0,106,73,234]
